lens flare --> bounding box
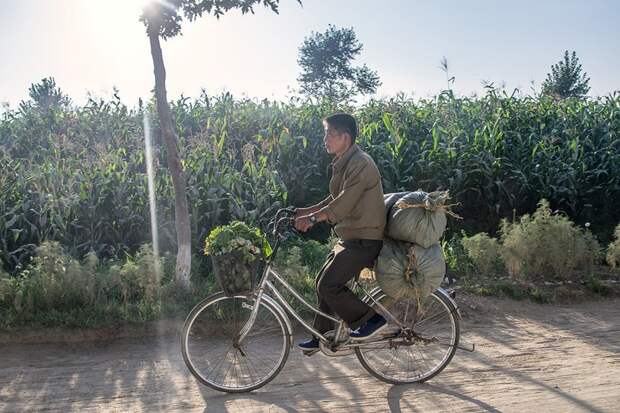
[143,111,162,281]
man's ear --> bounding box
[344,132,353,146]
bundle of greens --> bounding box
[204,221,272,296]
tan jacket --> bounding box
[316,144,386,240]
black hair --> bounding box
[324,113,357,143]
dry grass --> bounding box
[500,200,601,280]
[461,232,502,275]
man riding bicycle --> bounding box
[294,113,387,351]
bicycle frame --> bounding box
[237,248,409,346]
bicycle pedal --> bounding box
[301,349,319,357]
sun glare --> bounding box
[80,0,177,24]
[137,0,177,12]
[131,0,156,14]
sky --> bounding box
[0,0,619,108]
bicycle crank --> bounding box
[319,330,354,357]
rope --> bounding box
[395,190,463,220]
[404,247,416,283]
[403,246,424,312]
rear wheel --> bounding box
[355,289,459,384]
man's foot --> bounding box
[297,337,320,351]
[350,314,388,340]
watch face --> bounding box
[310,215,317,223]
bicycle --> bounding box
[181,208,473,393]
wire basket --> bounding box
[211,250,261,297]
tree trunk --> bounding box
[147,28,191,289]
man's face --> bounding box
[323,121,350,156]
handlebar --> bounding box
[264,207,303,263]
[270,207,300,238]
[267,206,326,264]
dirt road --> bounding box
[1,296,619,412]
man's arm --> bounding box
[295,206,331,232]
[295,160,370,231]
[295,194,333,217]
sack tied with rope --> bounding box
[373,190,462,302]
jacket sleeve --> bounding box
[324,159,370,224]
[313,194,333,210]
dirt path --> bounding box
[1,296,619,412]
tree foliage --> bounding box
[297,25,381,102]
[541,50,591,99]
[140,0,296,38]
[20,77,71,113]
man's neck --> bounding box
[335,143,354,158]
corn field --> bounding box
[1,83,619,273]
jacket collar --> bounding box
[332,144,360,172]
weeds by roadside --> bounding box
[1,207,619,330]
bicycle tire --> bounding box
[355,289,460,384]
[181,292,291,393]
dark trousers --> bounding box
[313,239,383,335]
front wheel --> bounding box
[355,289,460,384]
[181,292,291,393]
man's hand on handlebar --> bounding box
[272,207,308,238]
[294,215,315,232]
[293,205,315,232]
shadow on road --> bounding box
[386,382,502,413]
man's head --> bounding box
[323,113,357,157]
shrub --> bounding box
[273,244,316,314]
[117,245,162,305]
[15,242,97,316]
[585,275,611,296]
[461,233,503,275]
[442,236,476,278]
[500,200,601,280]
[493,279,527,300]
[606,224,620,269]
[0,237,337,329]
[530,287,552,303]
[0,269,16,307]
[294,235,336,276]
[0,241,169,328]
[272,238,334,314]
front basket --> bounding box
[211,251,260,297]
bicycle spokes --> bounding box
[182,294,291,392]
[355,290,460,384]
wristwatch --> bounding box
[309,214,317,224]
